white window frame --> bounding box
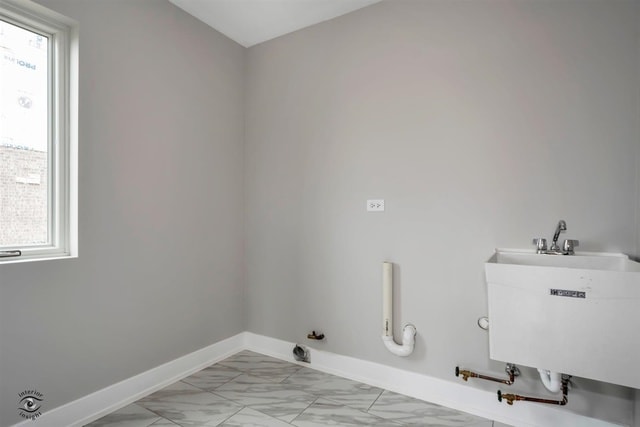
[0,0,77,263]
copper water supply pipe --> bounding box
[455,366,517,385]
[497,376,570,406]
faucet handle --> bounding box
[563,239,579,253]
[533,238,547,252]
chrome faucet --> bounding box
[532,220,578,255]
[550,220,566,251]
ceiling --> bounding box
[168,0,382,48]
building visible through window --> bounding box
[0,19,49,247]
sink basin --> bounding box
[489,249,640,272]
[485,249,640,389]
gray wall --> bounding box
[0,1,245,425]
[245,0,639,424]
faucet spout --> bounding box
[550,220,566,251]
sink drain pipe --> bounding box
[537,369,562,393]
[382,261,416,357]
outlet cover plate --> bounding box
[367,199,385,212]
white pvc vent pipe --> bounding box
[537,369,562,393]
[382,262,416,357]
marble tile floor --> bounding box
[87,350,509,427]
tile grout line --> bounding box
[151,417,180,426]
[364,388,385,413]
[130,403,166,424]
[288,396,322,426]
[214,405,244,427]
[279,365,303,383]
[181,363,245,391]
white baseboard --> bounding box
[16,331,624,427]
[18,333,245,427]
[244,332,623,427]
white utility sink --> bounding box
[490,249,640,272]
[485,249,640,389]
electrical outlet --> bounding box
[367,199,385,212]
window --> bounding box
[0,0,77,263]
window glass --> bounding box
[0,20,49,247]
